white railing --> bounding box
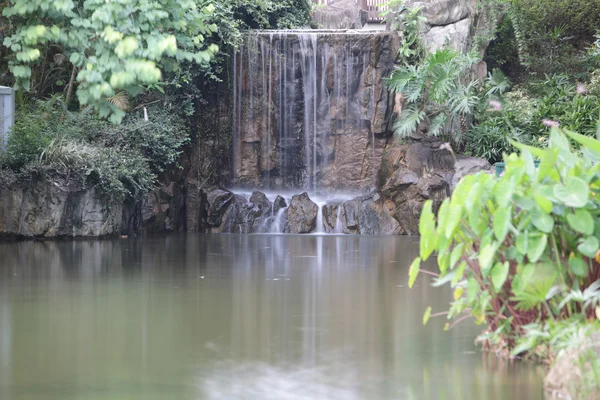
[313,0,388,22]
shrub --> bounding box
[470,75,600,163]
[410,127,600,359]
[0,98,189,201]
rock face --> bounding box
[452,157,492,190]
[313,0,368,29]
[340,194,402,235]
[405,0,475,53]
[284,192,318,234]
[0,181,122,238]
[379,138,468,235]
[233,31,399,193]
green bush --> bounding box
[410,127,600,359]
[0,98,189,201]
[470,75,600,163]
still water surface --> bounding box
[0,234,545,399]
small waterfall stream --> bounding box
[334,206,344,234]
[270,208,287,234]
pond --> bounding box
[0,234,545,399]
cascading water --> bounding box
[334,206,344,234]
[270,207,287,234]
[232,30,396,193]
[227,29,398,234]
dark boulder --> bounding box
[284,192,318,234]
[206,189,234,227]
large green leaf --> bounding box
[532,210,554,233]
[419,201,436,261]
[569,256,589,278]
[553,178,589,208]
[493,205,511,242]
[452,261,467,285]
[566,209,594,236]
[513,263,536,294]
[423,306,432,325]
[449,243,464,270]
[494,177,515,208]
[537,148,558,181]
[491,262,510,293]
[479,243,497,277]
[578,236,599,258]
[467,276,480,302]
[516,232,528,255]
[564,129,600,153]
[408,257,421,288]
[527,234,547,263]
[534,193,553,214]
[444,204,463,239]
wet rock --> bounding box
[185,179,205,233]
[248,191,273,233]
[206,189,234,227]
[0,180,122,238]
[340,195,402,235]
[273,195,287,214]
[450,157,492,191]
[313,0,368,30]
[377,140,452,235]
[216,194,250,233]
[341,198,361,234]
[322,205,340,233]
[249,191,271,212]
[357,195,402,235]
[284,192,318,234]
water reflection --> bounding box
[0,235,544,400]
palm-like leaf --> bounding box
[486,69,512,97]
[450,82,480,116]
[393,104,425,137]
[107,91,130,111]
[427,112,448,137]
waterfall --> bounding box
[334,206,344,234]
[314,205,324,234]
[231,30,396,193]
[270,208,287,234]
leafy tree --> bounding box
[3,0,220,122]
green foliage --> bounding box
[412,126,600,358]
[388,50,511,147]
[0,98,188,201]
[3,0,220,122]
[502,0,600,76]
[381,2,426,65]
[468,74,600,163]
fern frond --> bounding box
[450,82,480,116]
[428,112,448,136]
[107,91,130,111]
[393,105,425,137]
[486,69,512,96]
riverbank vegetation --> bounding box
[393,0,600,395]
[0,0,313,199]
